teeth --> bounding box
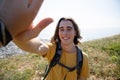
[63,37,69,40]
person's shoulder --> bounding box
[44,42,57,60]
[82,51,89,59]
[46,42,56,48]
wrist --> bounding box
[0,20,12,46]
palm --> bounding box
[0,0,43,37]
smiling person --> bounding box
[0,0,53,47]
[14,17,90,80]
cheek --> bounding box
[71,34,76,39]
[71,31,76,36]
[71,31,76,39]
[58,31,62,38]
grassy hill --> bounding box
[0,34,120,80]
[80,34,120,80]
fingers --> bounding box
[27,0,44,18]
[34,17,53,31]
[28,0,33,8]
[30,0,43,8]
[30,17,53,38]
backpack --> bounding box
[43,42,83,80]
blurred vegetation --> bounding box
[0,34,120,80]
[80,34,120,80]
[0,54,47,80]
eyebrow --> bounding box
[59,26,73,29]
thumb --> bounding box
[14,18,53,41]
[33,17,53,33]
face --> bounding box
[59,20,76,45]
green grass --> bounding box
[0,34,120,80]
[0,55,47,80]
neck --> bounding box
[61,43,76,53]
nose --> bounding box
[62,30,68,35]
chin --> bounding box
[61,41,70,45]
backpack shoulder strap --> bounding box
[43,42,61,80]
[50,42,62,66]
[76,46,83,79]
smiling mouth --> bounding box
[62,37,70,40]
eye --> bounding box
[59,28,64,32]
[67,28,72,31]
[67,27,73,32]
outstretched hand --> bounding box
[0,0,53,52]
